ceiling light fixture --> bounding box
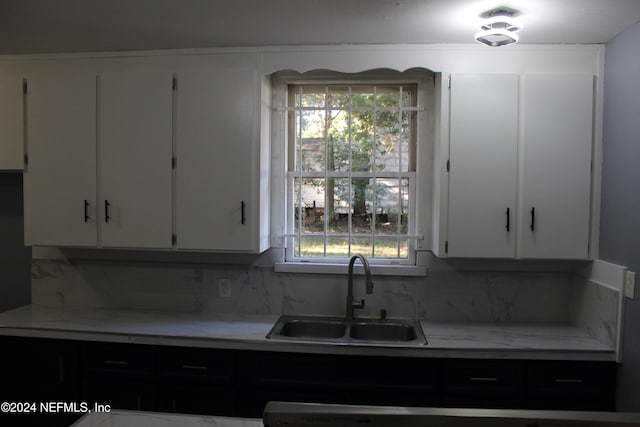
[475,8,523,47]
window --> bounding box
[278,72,427,266]
[272,69,432,272]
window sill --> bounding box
[274,262,428,276]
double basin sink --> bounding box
[266,315,427,346]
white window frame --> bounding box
[271,69,433,276]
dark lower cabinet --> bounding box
[526,360,617,410]
[155,346,237,416]
[238,351,441,417]
[443,359,526,409]
[0,336,618,424]
[81,342,156,412]
[81,342,238,416]
[157,383,235,416]
[0,337,81,427]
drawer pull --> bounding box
[104,360,129,366]
[470,377,497,382]
[555,378,583,384]
[182,364,208,371]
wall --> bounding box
[0,173,31,311]
[7,44,608,321]
[601,21,640,411]
[0,44,606,259]
[28,250,581,323]
[259,44,606,257]
[24,248,619,354]
[1,43,620,359]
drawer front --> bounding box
[527,361,616,410]
[158,347,235,384]
[82,342,155,378]
[243,351,438,389]
[443,360,525,402]
[238,351,440,416]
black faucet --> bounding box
[346,254,374,320]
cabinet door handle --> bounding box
[470,377,497,382]
[84,200,90,222]
[241,201,246,225]
[505,208,510,232]
[105,200,111,223]
[103,360,128,366]
[530,207,535,231]
[182,364,208,371]
[555,378,584,384]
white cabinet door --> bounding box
[24,74,97,246]
[519,74,593,259]
[447,74,519,257]
[175,68,256,251]
[99,71,174,248]
[0,74,24,170]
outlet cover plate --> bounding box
[218,279,231,298]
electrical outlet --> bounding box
[218,279,231,298]
[625,270,636,300]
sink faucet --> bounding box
[346,254,374,320]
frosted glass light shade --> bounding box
[475,28,520,47]
[480,16,523,33]
[475,13,523,47]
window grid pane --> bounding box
[289,83,416,261]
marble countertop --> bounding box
[72,410,261,427]
[0,304,615,361]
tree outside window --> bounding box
[287,83,417,260]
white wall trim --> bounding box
[0,43,605,62]
[274,262,427,277]
[586,259,626,291]
[584,259,628,363]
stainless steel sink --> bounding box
[349,322,418,341]
[279,319,346,339]
[266,255,429,345]
[266,315,427,345]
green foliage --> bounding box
[292,84,413,258]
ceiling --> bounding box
[1,0,640,55]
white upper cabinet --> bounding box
[175,67,268,252]
[447,74,519,258]
[23,62,269,252]
[24,74,98,246]
[24,71,174,249]
[444,73,593,259]
[99,71,174,248]
[519,74,593,259]
[0,74,24,170]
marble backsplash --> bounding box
[29,250,617,342]
[570,275,619,348]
